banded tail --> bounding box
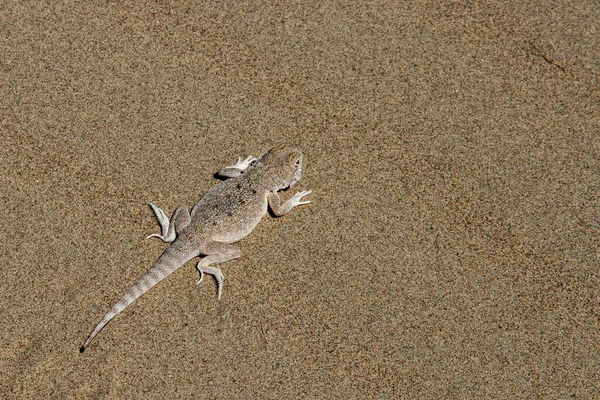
[80,241,196,352]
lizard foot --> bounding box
[196,264,225,300]
[146,203,174,242]
[268,189,313,216]
[225,155,257,171]
[146,203,191,243]
[289,190,313,207]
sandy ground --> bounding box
[2,1,599,398]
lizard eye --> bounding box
[289,154,301,166]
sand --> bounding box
[2,1,599,398]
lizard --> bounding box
[80,145,312,352]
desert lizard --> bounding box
[80,145,312,352]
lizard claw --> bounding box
[215,271,224,300]
[225,155,257,171]
[290,190,313,207]
[196,263,225,299]
[146,203,174,242]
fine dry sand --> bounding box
[2,1,599,398]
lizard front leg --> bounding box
[146,204,191,243]
[196,242,242,300]
[218,155,257,178]
[268,190,312,216]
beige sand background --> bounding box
[2,1,599,398]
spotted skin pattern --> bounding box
[81,145,312,352]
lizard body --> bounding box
[81,145,311,352]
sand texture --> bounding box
[2,1,599,398]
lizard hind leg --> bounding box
[146,204,191,243]
[196,242,241,300]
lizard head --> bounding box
[259,145,303,189]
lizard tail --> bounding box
[80,242,197,352]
